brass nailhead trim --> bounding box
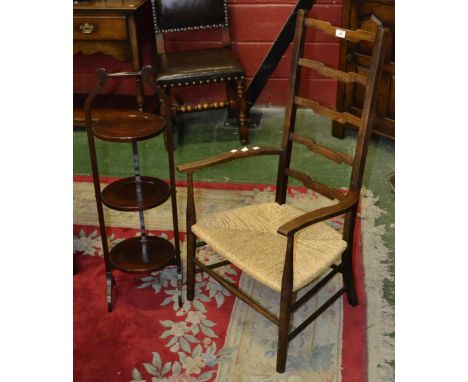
[151,0,229,34]
[164,74,245,88]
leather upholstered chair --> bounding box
[150,0,249,144]
[177,11,388,373]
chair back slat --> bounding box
[286,169,345,201]
[294,96,362,128]
[304,18,376,43]
[298,58,368,85]
[290,133,353,166]
[275,11,388,210]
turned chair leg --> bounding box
[236,78,249,145]
[225,81,237,120]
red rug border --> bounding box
[74,175,366,380]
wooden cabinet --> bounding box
[73,0,153,126]
[73,16,129,41]
[332,0,395,140]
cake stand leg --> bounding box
[177,267,183,307]
[106,272,113,312]
[132,141,149,262]
[164,128,183,307]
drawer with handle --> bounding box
[73,16,128,41]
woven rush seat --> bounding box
[192,202,347,292]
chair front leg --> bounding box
[186,173,197,301]
[225,80,237,120]
[277,236,294,373]
[186,231,196,301]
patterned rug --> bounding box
[74,177,390,382]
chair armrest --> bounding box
[277,193,359,237]
[177,146,283,173]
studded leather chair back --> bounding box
[151,0,228,33]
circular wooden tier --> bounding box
[101,176,170,211]
[109,236,174,273]
[92,112,165,142]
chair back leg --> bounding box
[342,209,359,306]
[342,248,359,306]
[277,288,293,372]
[226,80,237,119]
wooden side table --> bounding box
[74,0,153,125]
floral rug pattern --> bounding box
[74,180,365,382]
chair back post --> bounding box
[275,9,308,205]
[348,26,388,194]
[342,28,387,252]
